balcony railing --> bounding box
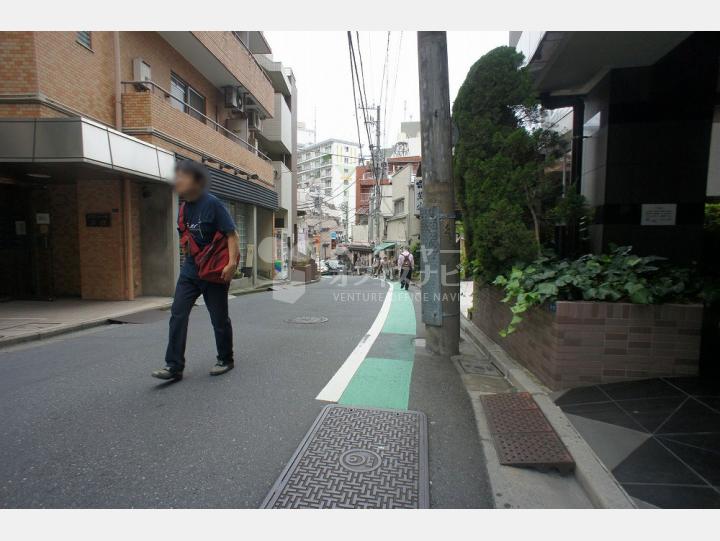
[122,80,270,162]
[231,32,274,87]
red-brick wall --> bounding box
[76,179,126,300]
[192,31,274,116]
[0,103,65,118]
[1,31,276,186]
[472,285,703,390]
[34,32,116,125]
[122,91,273,184]
[0,32,38,94]
[120,32,223,125]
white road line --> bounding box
[315,281,394,402]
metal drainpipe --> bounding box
[113,32,122,130]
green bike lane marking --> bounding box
[381,284,416,336]
[339,282,417,410]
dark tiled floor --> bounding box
[554,377,720,509]
[562,401,640,431]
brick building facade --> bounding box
[0,31,295,300]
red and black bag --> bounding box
[178,202,239,283]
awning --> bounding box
[208,167,278,210]
[0,117,175,183]
[373,242,396,255]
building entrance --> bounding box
[0,183,53,300]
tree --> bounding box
[453,46,569,281]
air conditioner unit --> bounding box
[223,87,245,112]
[132,58,151,90]
[248,110,263,131]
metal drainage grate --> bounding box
[285,316,329,324]
[485,408,553,434]
[453,354,502,377]
[261,405,429,509]
[481,392,574,473]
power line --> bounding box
[347,33,365,164]
[386,31,403,151]
[348,32,377,178]
[378,31,391,115]
[351,33,373,149]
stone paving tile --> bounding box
[556,377,720,508]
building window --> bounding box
[394,198,405,215]
[187,87,206,123]
[76,32,92,50]
[220,199,251,273]
[170,73,206,123]
[170,74,187,113]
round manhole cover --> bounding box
[285,316,328,324]
[339,449,382,473]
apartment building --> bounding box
[384,163,421,248]
[297,138,359,240]
[0,31,295,300]
[255,53,297,281]
[354,155,421,242]
[510,31,720,263]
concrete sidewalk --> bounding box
[0,276,309,348]
[0,296,172,347]
[459,315,637,508]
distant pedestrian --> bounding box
[397,247,414,291]
[372,255,381,277]
[152,159,240,382]
[381,256,392,280]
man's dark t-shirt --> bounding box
[179,192,236,279]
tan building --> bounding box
[384,163,421,248]
[0,31,295,300]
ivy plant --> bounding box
[492,246,698,336]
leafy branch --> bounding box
[492,246,699,336]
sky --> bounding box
[264,31,507,150]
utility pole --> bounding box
[373,104,382,244]
[360,105,384,244]
[417,31,459,356]
[342,195,350,242]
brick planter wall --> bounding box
[472,285,703,390]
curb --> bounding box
[0,300,173,350]
[3,278,321,350]
[460,315,636,509]
[229,278,320,296]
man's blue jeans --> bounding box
[165,274,233,372]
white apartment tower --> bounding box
[297,138,360,241]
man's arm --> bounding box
[221,231,240,282]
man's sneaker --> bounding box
[210,361,234,376]
[151,367,183,381]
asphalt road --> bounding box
[0,276,490,508]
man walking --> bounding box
[152,160,240,381]
[397,247,414,290]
